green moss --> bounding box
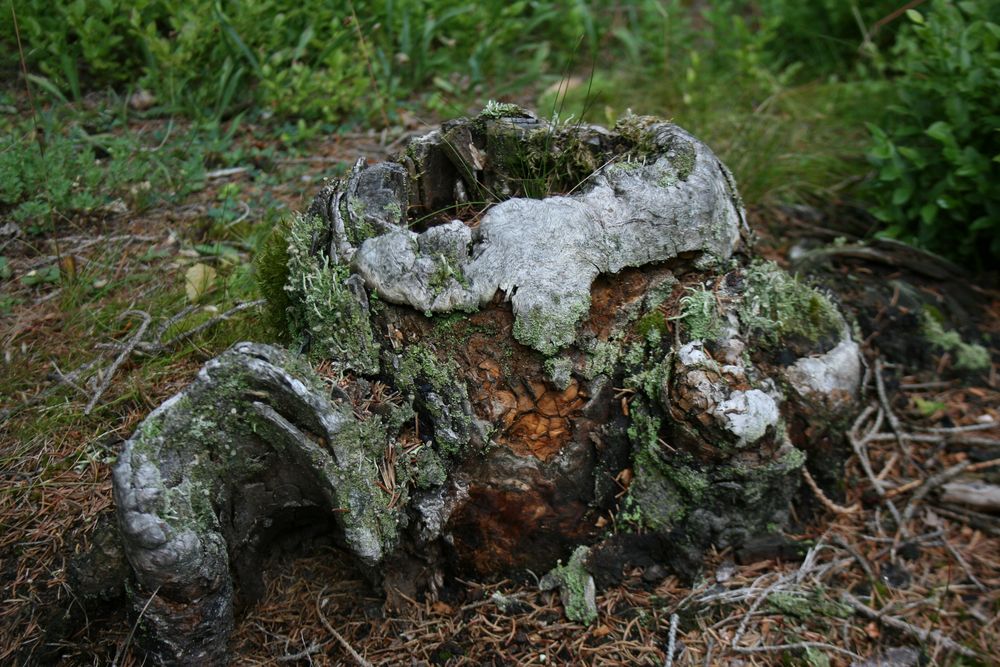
[738,261,842,346]
[284,213,380,373]
[480,100,526,119]
[484,118,600,199]
[635,310,669,343]
[614,114,660,156]
[253,217,293,343]
[677,286,724,341]
[921,308,990,371]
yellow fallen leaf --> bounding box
[185,263,216,303]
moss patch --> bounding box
[921,308,990,371]
[738,261,842,347]
[284,213,380,373]
[253,217,293,342]
[540,546,598,625]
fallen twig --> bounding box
[841,591,979,658]
[316,588,373,667]
[803,468,860,515]
[85,310,152,414]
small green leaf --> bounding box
[906,9,924,25]
[0,257,11,280]
[195,243,240,258]
[925,121,953,143]
[21,265,60,287]
[914,397,947,416]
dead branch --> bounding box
[85,310,152,415]
[841,592,979,659]
[316,589,373,667]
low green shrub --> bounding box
[866,1,1000,265]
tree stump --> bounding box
[113,107,861,664]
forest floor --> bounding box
[1,115,998,666]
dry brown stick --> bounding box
[732,642,862,660]
[802,468,860,515]
[935,534,987,593]
[832,535,878,587]
[898,460,971,529]
[316,588,373,667]
[917,422,998,434]
[874,358,914,465]
[84,310,152,415]
[841,592,979,658]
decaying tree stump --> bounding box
[113,106,861,664]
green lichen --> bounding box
[666,138,697,181]
[768,589,851,619]
[544,355,575,390]
[677,286,724,342]
[511,294,590,356]
[738,261,842,347]
[284,213,380,373]
[411,446,447,489]
[584,338,623,379]
[395,344,474,457]
[480,100,526,119]
[428,252,469,296]
[921,308,990,371]
[541,546,598,625]
[328,415,402,544]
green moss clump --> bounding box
[284,213,380,373]
[253,217,293,343]
[738,261,842,346]
[635,310,669,342]
[678,286,724,342]
[921,308,990,371]
[395,344,474,457]
[480,100,526,119]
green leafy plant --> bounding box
[0,113,207,231]
[866,1,1000,265]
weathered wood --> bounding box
[941,480,1000,512]
[112,107,863,665]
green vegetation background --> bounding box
[2,0,998,265]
